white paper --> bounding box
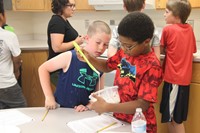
[67,114,125,133]
[0,125,21,133]
[0,109,33,126]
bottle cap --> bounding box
[136,108,142,112]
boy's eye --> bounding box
[126,45,132,48]
[122,45,131,49]
[96,41,101,44]
[104,44,109,48]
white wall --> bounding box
[5,9,200,48]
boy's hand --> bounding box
[90,94,108,115]
[75,35,85,45]
[45,97,58,110]
[74,104,90,112]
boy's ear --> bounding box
[123,4,127,11]
[84,35,89,40]
[142,3,145,11]
[143,38,151,46]
[84,35,89,43]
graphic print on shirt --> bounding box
[117,58,136,82]
[72,68,98,91]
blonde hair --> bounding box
[87,20,111,37]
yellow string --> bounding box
[73,41,100,75]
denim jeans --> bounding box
[0,83,27,109]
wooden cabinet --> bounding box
[191,62,200,83]
[184,83,200,133]
[154,83,168,133]
[155,0,167,9]
[190,0,200,8]
[156,0,200,9]
[12,0,51,11]
[75,0,94,10]
[21,50,49,107]
[12,0,93,11]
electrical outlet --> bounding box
[85,19,90,29]
[110,20,115,26]
[187,20,194,28]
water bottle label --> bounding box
[131,120,146,133]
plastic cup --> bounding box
[89,86,120,103]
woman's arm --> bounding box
[51,34,84,53]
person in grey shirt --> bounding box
[108,0,160,60]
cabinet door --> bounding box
[12,0,46,11]
[191,63,200,83]
[21,50,51,107]
[190,0,200,7]
[156,0,200,9]
[184,83,200,133]
[75,0,94,10]
[155,0,167,9]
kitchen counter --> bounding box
[19,40,48,50]
[19,40,200,62]
[160,52,200,62]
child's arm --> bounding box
[160,45,164,54]
[153,46,160,61]
[91,95,150,115]
[12,55,22,80]
[38,52,72,109]
[152,33,161,60]
[95,73,105,91]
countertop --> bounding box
[19,40,48,50]
[19,40,200,62]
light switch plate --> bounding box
[85,20,90,29]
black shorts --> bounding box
[160,81,189,124]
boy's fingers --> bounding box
[92,94,101,100]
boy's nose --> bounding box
[98,44,105,51]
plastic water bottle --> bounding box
[131,108,147,133]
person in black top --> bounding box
[47,0,84,86]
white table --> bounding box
[10,107,131,133]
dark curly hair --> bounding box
[118,12,154,44]
[51,0,69,14]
